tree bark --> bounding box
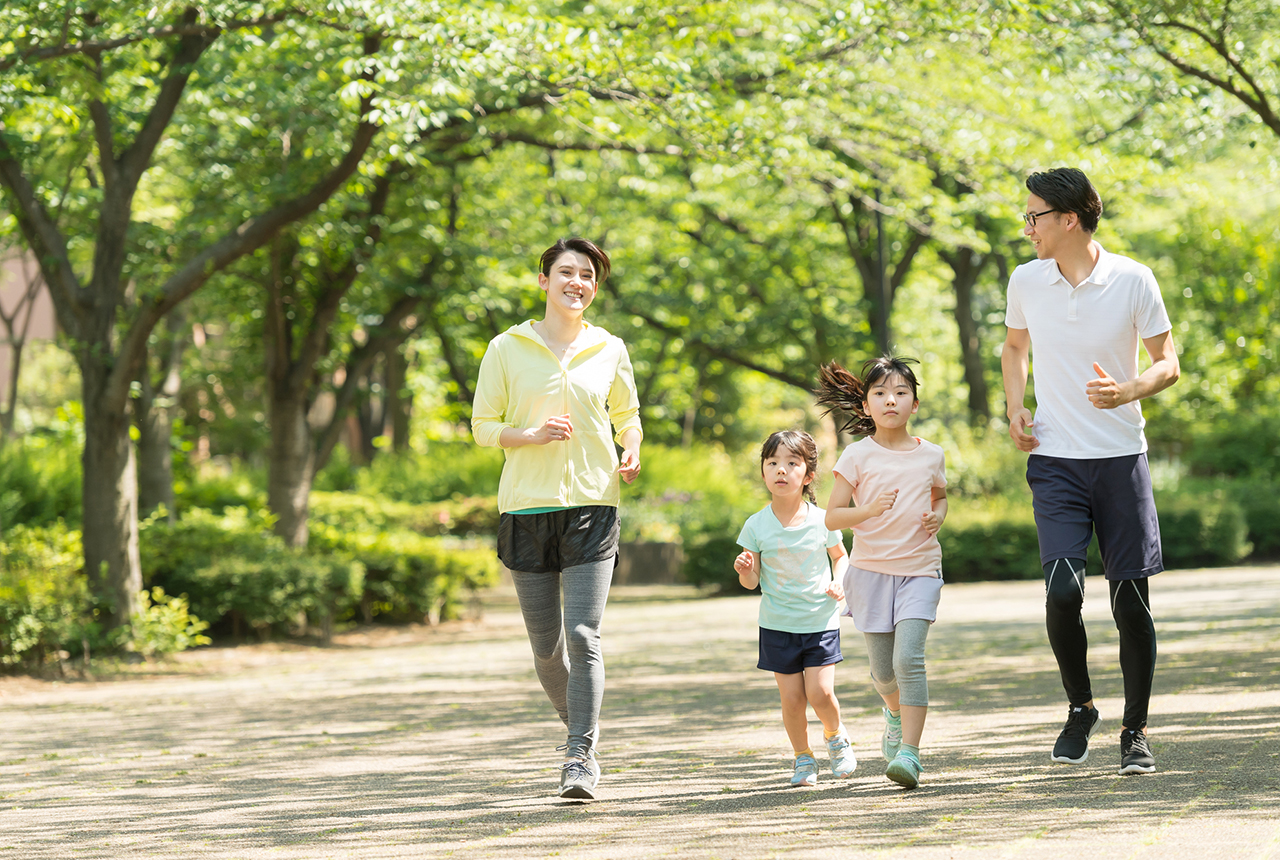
[385,344,411,452]
[267,390,315,548]
[942,246,992,424]
[80,361,142,629]
[136,313,186,520]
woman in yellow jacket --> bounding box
[471,237,642,800]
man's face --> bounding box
[1024,193,1065,260]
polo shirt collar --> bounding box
[1080,242,1116,286]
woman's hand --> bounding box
[533,414,574,444]
[618,447,641,483]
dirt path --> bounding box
[2,566,1278,859]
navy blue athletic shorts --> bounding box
[497,505,620,574]
[757,627,842,674]
[1026,453,1162,581]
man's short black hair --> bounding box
[1026,168,1103,233]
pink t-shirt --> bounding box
[832,436,947,577]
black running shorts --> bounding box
[1026,453,1163,581]
[497,506,620,574]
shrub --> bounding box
[141,508,364,639]
[1155,491,1250,569]
[309,521,498,623]
[940,520,1044,582]
[0,435,82,531]
[309,491,499,537]
[353,443,505,502]
[126,588,212,658]
[0,523,91,669]
[1232,480,1280,559]
[681,534,751,592]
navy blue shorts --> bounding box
[497,506,620,574]
[1026,453,1162,581]
[757,628,842,674]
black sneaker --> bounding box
[1119,728,1156,775]
[1051,705,1102,763]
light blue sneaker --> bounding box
[790,752,819,787]
[882,708,903,760]
[885,751,922,789]
[825,730,858,778]
[559,751,600,800]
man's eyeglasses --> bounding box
[1022,208,1059,227]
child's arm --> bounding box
[824,473,898,531]
[921,487,948,536]
[734,549,761,590]
[825,542,849,602]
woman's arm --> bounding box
[617,426,642,483]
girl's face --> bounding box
[761,445,813,500]
[862,372,919,432]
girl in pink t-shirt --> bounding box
[816,356,948,789]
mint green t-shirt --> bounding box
[737,503,843,634]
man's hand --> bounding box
[1086,362,1126,409]
[1008,407,1039,451]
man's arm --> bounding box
[1001,327,1039,451]
[1086,330,1181,409]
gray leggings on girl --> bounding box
[864,619,932,708]
[510,558,613,758]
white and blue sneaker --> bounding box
[825,729,858,778]
[882,708,903,760]
[790,752,819,787]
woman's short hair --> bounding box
[539,237,611,283]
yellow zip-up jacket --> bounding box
[471,320,643,514]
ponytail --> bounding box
[815,361,876,437]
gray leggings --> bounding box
[864,619,931,708]
[510,559,613,758]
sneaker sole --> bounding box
[1118,762,1156,775]
[885,763,919,789]
[559,784,597,800]
[790,776,818,787]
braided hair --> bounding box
[815,356,921,437]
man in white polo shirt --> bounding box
[1001,168,1180,776]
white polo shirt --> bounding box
[1004,244,1172,459]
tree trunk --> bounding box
[136,315,186,521]
[385,345,411,452]
[945,247,992,424]
[267,390,315,548]
[80,364,142,630]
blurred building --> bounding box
[0,247,57,402]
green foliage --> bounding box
[172,465,265,514]
[1182,413,1280,481]
[1232,480,1280,559]
[680,535,752,592]
[141,507,364,639]
[309,490,499,537]
[351,444,505,502]
[310,522,498,624]
[1155,491,1252,569]
[124,588,212,658]
[0,523,91,669]
[0,434,83,531]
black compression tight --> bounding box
[1044,559,1157,730]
